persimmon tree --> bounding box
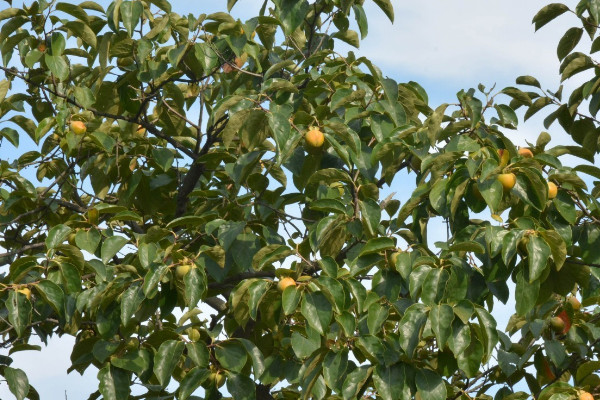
[0,0,599,399]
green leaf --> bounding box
[429,304,454,348]
[179,367,209,400]
[98,365,130,400]
[502,230,523,266]
[74,87,96,109]
[501,87,532,105]
[215,340,248,373]
[367,302,389,335]
[512,170,547,211]
[333,29,360,48]
[323,350,348,391]
[4,367,29,400]
[532,3,569,31]
[186,342,209,368]
[495,104,519,127]
[525,97,552,120]
[372,0,394,22]
[527,235,551,282]
[353,4,369,39]
[35,280,65,317]
[291,330,320,358]
[447,241,485,254]
[60,261,82,293]
[540,230,567,271]
[153,340,184,387]
[151,148,174,172]
[272,0,309,35]
[9,257,37,283]
[552,190,576,224]
[51,32,66,55]
[516,75,541,88]
[457,336,484,378]
[94,341,119,363]
[0,79,10,103]
[64,20,97,48]
[515,269,540,316]
[282,285,302,315]
[226,373,256,400]
[557,27,583,60]
[147,0,171,12]
[342,366,372,400]
[218,221,245,251]
[576,360,600,382]
[252,244,292,270]
[237,338,266,377]
[184,266,206,308]
[142,264,168,298]
[372,364,410,400]
[399,303,428,357]
[227,0,239,11]
[360,198,381,238]
[101,236,128,264]
[56,2,89,22]
[416,369,447,400]
[474,307,498,362]
[421,268,449,306]
[301,291,333,335]
[561,53,594,81]
[0,8,25,21]
[120,0,143,36]
[75,228,102,254]
[45,54,69,81]
[336,311,356,337]
[45,224,71,249]
[110,350,151,375]
[6,290,31,338]
[358,237,395,256]
[0,127,19,147]
[590,0,600,23]
[449,319,471,355]
[247,279,269,320]
[120,284,144,326]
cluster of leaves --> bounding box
[0,0,599,399]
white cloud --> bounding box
[359,0,578,86]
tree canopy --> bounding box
[0,0,600,399]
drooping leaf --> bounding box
[4,367,29,400]
[153,340,185,387]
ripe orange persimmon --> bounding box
[305,128,325,150]
[70,121,87,135]
[579,392,594,400]
[277,277,296,292]
[518,148,534,158]
[498,173,516,191]
[548,181,558,199]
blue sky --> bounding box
[0,0,591,398]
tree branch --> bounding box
[0,242,45,261]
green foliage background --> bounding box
[0,0,599,399]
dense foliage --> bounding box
[0,0,599,399]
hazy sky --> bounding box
[0,0,588,398]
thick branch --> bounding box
[174,115,228,217]
[175,162,205,217]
